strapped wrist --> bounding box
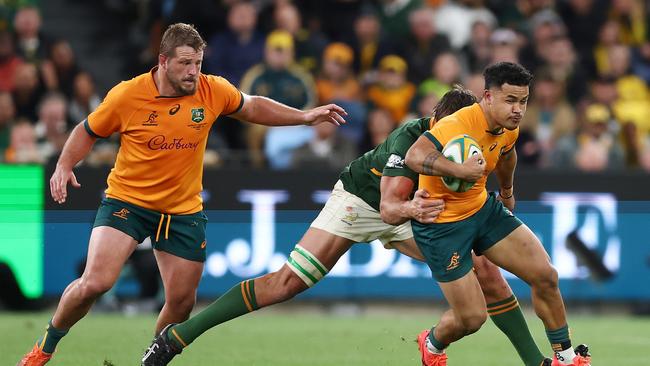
[499,186,513,199]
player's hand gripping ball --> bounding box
[441,134,482,192]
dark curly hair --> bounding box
[483,62,533,90]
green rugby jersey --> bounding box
[339,117,432,211]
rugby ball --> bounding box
[441,134,482,192]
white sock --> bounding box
[555,347,575,365]
[425,336,445,354]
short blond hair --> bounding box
[159,23,207,57]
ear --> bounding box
[158,54,168,70]
[483,89,491,104]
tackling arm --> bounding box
[379,176,443,225]
[230,93,347,127]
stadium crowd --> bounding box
[1,0,649,172]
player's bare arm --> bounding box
[494,147,517,211]
[231,92,347,126]
[379,176,443,225]
[50,122,97,204]
[405,135,485,181]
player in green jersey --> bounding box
[141,87,549,366]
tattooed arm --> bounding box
[405,135,484,180]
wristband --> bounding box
[499,186,513,199]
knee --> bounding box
[78,276,113,300]
[459,311,487,335]
[165,291,197,315]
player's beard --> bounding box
[167,70,197,96]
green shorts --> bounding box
[93,198,208,262]
[412,192,522,282]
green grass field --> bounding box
[2,307,649,365]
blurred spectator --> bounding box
[0,92,15,154]
[274,2,328,74]
[68,72,101,125]
[419,51,462,100]
[0,30,23,92]
[349,11,395,77]
[554,103,625,171]
[4,119,43,163]
[374,0,423,40]
[34,93,68,163]
[594,20,623,76]
[557,0,608,71]
[46,40,82,98]
[203,1,265,154]
[461,20,493,73]
[489,28,521,64]
[414,92,439,119]
[360,108,396,152]
[607,0,646,46]
[12,62,45,122]
[12,6,50,64]
[519,73,577,167]
[519,12,566,73]
[240,30,317,169]
[401,7,451,84]
[315,42,367,144]
[290,121,358,170]
[606,44,650,166]
[631,42,650,83]
[366,55,416,123]
[203,1,264,86]
[463,72,485,100]
[542,36,589,104]
[316,43,362,104]
[434,0,497,49]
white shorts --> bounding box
[310,180,413,248]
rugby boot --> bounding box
[141,323,182,366]
[417,329,448,366]
[551,344,591,366]
[16,344,52,366]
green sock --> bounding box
[168,279,259,349]
[546,324,573,360]
[488,295,545,366]
[36,320,69,354]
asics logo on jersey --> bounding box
[142,111,159,126]
[147,135,200,151]
[112,208,130,220]
[446,252,460,271]
[169,104,181,115]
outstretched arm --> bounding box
[379,176,443,225]
[230,93,347,127]
[405,135,484,181]
[50,121,97,204]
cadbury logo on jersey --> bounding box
[147,135,200,151]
